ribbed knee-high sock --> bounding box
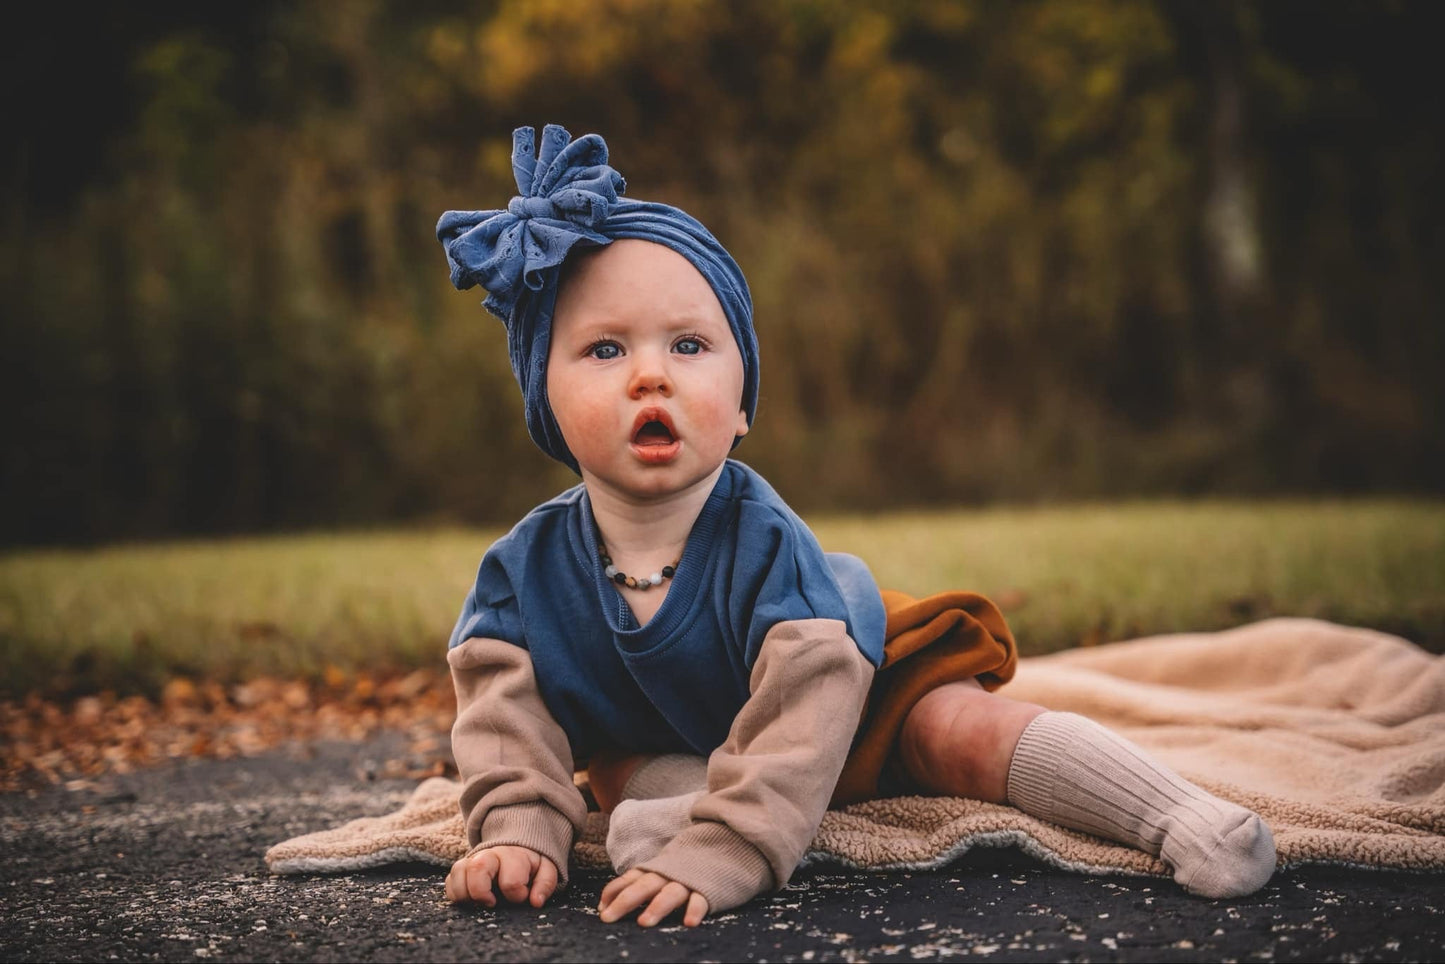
[1005,712,1276,898]
[604,754,709,874]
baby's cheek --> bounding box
[697,397,746,455]
[559,399,615,451]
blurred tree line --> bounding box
[3,0,1441,546]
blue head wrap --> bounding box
[437,125,759,472]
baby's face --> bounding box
[547,239,749,501]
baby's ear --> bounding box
[734,408,750,438]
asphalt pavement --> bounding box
[2,734,1441,962]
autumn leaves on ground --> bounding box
[3,500,1443,792]
[1,668,458,793]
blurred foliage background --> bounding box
[4,0,1442,547]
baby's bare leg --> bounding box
[898,679,1044,802]
[588,749,650,813]
[899,682,1276,898]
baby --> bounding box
[435,126,1276,928]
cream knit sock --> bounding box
[604,754,709,874]
[1005,712,1276,898]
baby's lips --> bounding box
[630,436,682,464]
[631,407,679,443]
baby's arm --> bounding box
[447,636,589,905]
[600,618,874,923]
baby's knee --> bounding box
[898,683,995,788]
[898,683,1045,800]
[587,751,650,813]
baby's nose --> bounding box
[627,352,673,396]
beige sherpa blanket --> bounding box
[266,618,1445,880]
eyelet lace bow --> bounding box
[437,125,627,320]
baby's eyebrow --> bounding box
[558,315,620,336]
[656,309,728,330]
[567,313,721,337]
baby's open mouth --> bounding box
[633,420,676,445]
[631,409,679,449]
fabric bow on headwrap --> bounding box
[437,124,759,471]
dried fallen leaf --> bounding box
[161,677,201,709]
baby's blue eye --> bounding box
[674,338,703,356]
[589,342,621,360]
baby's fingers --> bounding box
[683,891,709,927]
[445,852,498,907]
[598,868,644,913]
[637,881,692,927]
[494,849,537,904]
[445,860,467,902]
[598,871,667,923]
[529,856,559,908]
[464,851,501,907]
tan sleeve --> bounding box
[635,618,874,912]
[448,636,589,885]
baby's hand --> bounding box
[445,846,558,908]
[598,868,709,927]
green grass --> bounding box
[2,499,1442,699]
[814,499,1445,655]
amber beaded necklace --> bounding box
[598,536,679,591]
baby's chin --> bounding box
[579,458,727,503]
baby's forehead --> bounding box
[565,237,701,282]
[555,239,727,327]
